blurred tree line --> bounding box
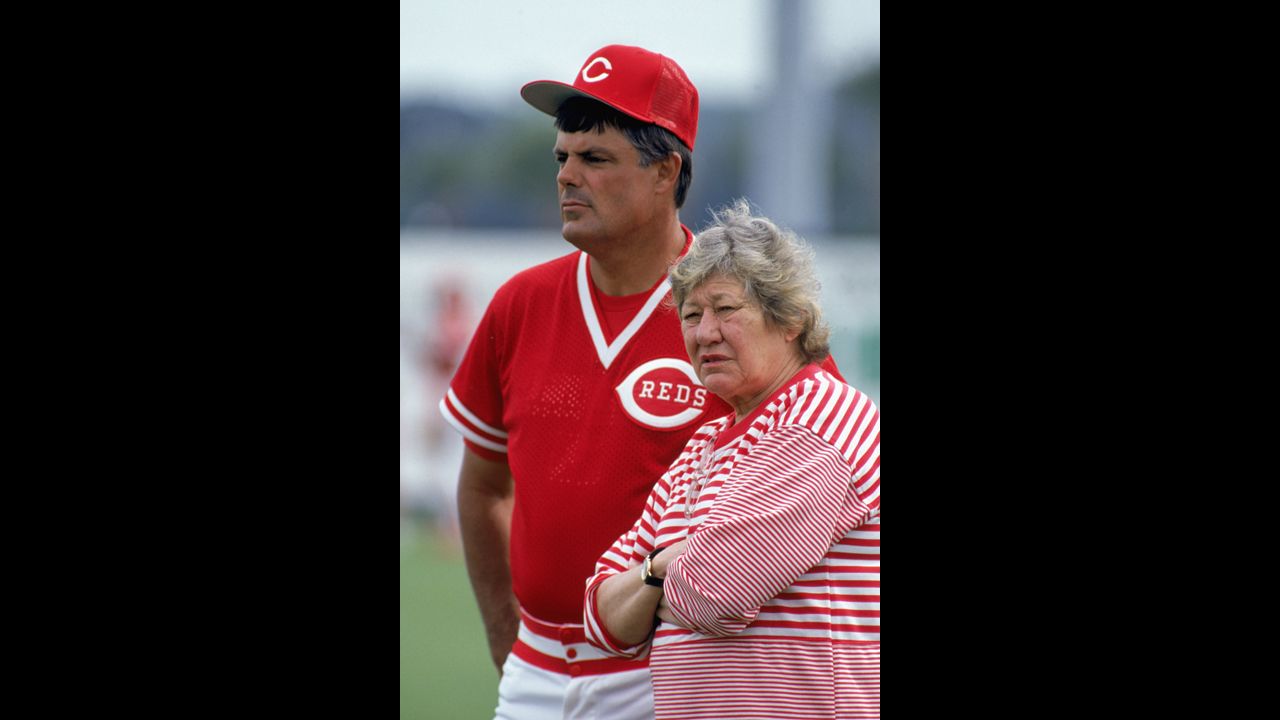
[401,63,879,236]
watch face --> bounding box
[642,554,663,587]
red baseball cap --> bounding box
[521,44,700,151]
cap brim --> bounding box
[520,80,653,126]
[520,81,581,117]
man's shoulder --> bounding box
[494,249,580,298]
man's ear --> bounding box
[654,151,681,195]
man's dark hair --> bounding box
[554,97,693,209]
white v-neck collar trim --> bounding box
[576,252,672,370]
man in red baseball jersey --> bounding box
[440,44,840,720]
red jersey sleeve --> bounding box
[439,292,509,456]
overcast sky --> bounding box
[400,0,879,107]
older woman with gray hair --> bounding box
[582,200,882,719]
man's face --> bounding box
[554,125,664,248]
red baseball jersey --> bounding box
[441,227,843,627]
[441,227,733,624]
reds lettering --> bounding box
[636,380,706,408]
[615,358,707,431]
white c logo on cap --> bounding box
[581,57,611,83]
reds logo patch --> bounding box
[615,358,708,431]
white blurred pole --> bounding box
[747,0,832,237]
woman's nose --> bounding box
[696,313,721,344]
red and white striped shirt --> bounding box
[585,364,881,719]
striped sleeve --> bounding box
[662,425,871,637]
[840,391,880,515]
[582,473,672,658]
[794,374,881,515]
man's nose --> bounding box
[557,158,579,188]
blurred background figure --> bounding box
[402,276,474,551]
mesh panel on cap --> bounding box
[650,59,695,146]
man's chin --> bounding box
[561,221,593,244]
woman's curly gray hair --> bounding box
[670,200,830,364]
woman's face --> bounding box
[680,274,801,416]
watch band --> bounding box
[642,546,667,588]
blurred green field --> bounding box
[400,522,499,719]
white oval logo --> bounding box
[581,56,612,83]
[615,358,708,430]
